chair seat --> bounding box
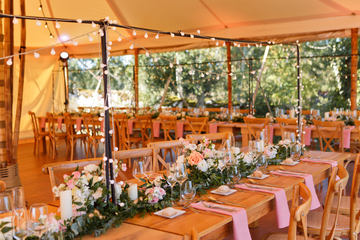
[72,134,88,138]
[129,137,142,143]
[262,233,316,240]
[38,131,50,136]
[306,211,350,231]
[330,196,360,215]
[54,132,67,138]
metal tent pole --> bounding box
[296,44,302,142]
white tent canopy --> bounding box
[5,0,360,139]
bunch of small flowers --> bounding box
[144,186,166,203]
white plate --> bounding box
[210,189,237,196]
[247,174,269,180]
[154,208,186,219]
[280,161,299,166]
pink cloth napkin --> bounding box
[304,125,315,146]
[177,122,184,138]
[272,170,321,210]
[343,126,355,148]
[209,122,226,133]
[236,184,290,228]
[301,158,339,180]
[269,124,279,143]
[57,117,63,130]
[40,117,46,128]
[128,120,134,134]
[153,121,161,138]
[76,118,82,131]
[190,202,251,240]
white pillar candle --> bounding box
[260,140,265,152]
[256,141,261,152]
[128,184,138,201]
[205,111,209,116]
[289,110,295,119]
[60,190,73,221]
[324,112,329,119]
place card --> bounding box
[210,188,237,196]
[247,174,269,180]
[280,161,299,166]
[154,208,185,219]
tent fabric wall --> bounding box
[12,53,63,139]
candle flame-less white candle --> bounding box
[128,184,138,201]
[325,112,329,119]
[60,190,72,221]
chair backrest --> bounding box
[276,118,306,142]
[0,181,6,193]
[147,139,197,169]
[135,115,154,143]
[186,116,209,134]
[82,113,96,137]
[288,182,312,239]
[312,119,344,152]
[63,113,74,139]
[28,111,40,137]
[354,120,360,144]
[350,154,360,238]
[159,115,178,141]
[319,164,349,239]
[46,112,57,138]
[113,114,131,150]
[114,147,160,171]
[243,117,270,141]
[42,158,103,201]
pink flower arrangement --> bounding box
[145,186,166,203]
[72,171,81,179]
[202,148,213,158]
[121,163,127,171]
[188,151,203,165]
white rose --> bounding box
[284,139,291,145]
[207,158,215,167]
[153,175,163,187]
[197,160,209,172]
[230,147,240,155]
[197,143,203,151]
[176,155,185,165]
[217,160,225,170]
[84,164,100,174]
[52,186,60,197]
[115,183,122,199]
[188,144,197,151]
[243,154,253,164]
[93,188,103,200]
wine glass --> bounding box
[232,166,242,184]
[175,163,188,205]
[12,187,28,239]
[291,144,301,161]
[284,132,291,158]
[28,204,49,238]
[132,160,146,183]
[143,156,153,181]
[256,155,268,172]
[182,181,196,202]
[167,163,177,205]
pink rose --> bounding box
[151,197,159,203]
[122,163,127,171]
[264,147,271,156]
[188,152,203,165]
[66,179,75,189]
[72,171,81,179]
[63,174,69,180]
[202,148,213,158]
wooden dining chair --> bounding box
[261,182,313,240]
[64,113,88,161]
[28,111,50,156]
[159,115,178,141]
[42,158,102,201]
[276,118,306,142]
[185,116,209,134]
[113,114,142,151]
[82,113,103,158]
[0,181,6,192]
[243,117,270,141]
[136,114,164,146]
[186,132,234,150]
[298,165,349,239]
[46,112,67,159]
[312,119,344,153]
[148,138,197,169]
[114,147,159,172]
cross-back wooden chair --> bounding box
[186,133,234,150]
[46,112,67,159]
[113,114,142,151]
[136,114,156,146]
[0,181,6,193]
[312,119,344,153]
[82,113,103,158]
[42,158,103,201]
[276,118,306,143]
[243,117,270,141]
[261,182,313,240]
[185,116,209,134]
[114,147,160,172]
[298,165,349,239]
[28,111,50,156]
[64,113,88,161]
[159,115,178,141]
[147,139,197,169]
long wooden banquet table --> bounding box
[47,150,350,239]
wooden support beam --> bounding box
[351,28,358,111]
[134,48,139,112]
[226,42,232,111]
[0,1,6,166]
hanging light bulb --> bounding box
[170,63,173,68]
[201,73,204,77]
[55,21,60,29]
[107,46,111,50]
[190,34,194,38]
[91,21,96,28]
[111,26,116,31]
[45,22,48,28]
[34,52,40,58]
[130,44,134,49]
[233,75,237,80]
[216,41,219,46]
[12,17,18,24]
[144,31,148,38]
[132,30,136,36]
[6,58,12,66]
[154,57,158,62]
[222,42,226,47]
[88,35,93,41]
[247,44,250,48]
[93,31,97,36]
[76,19,82,23]
[170,33,175,37]
[117,36,122,42]
[49,33,53,38]
[99,30,104,37]
[155,33,159,39]
[180,31,185,36]
[39,4,42,10]
[36,19,41,26]
[216,75,220,80]
[197,30,201,34]
[50,47,56,55]
[211,38,215,41]
[73,41,78,46]
[108,41,112,45]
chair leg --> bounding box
[70,142,74,161]
[33,138,36,154]
[93,141,96,158]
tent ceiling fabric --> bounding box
[7,0,360,57]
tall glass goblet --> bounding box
[182,181,196,203]
[28,203,49,238]
[166,163,177,205]
[0,193,13,239]
[256,155,268,172]
[143,156,153,181]
[132,160,146,183]
[284,132,291,158]
[12,187,28,240]
[175,163,188,205]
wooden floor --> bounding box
[17,140,354,239]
